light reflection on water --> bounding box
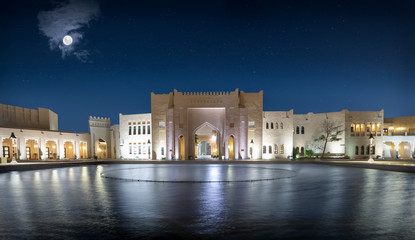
[1,164,415,239]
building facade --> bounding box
[92,89,412,160]
[1,104,90,162]
[2,90,414,161]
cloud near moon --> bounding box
[37,0,100,62]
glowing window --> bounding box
[280,144,284,154]
[274,144,278,154]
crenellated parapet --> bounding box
[89,116,111,128]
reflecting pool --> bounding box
[1,163,415,239]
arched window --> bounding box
[133,126,136,135]
[266,122,269,129]
[355,146,359,155]
[351,124,355,133]
[301,126,304,134]
[296,126,299,134]
[366,124,371,133]
[129,145,132,154]
[366,146,370,155]
[147,125,151,134]
[361,124,365,133]
[269,145,272,154]
[372,145,376,155]
[137,126,141,134]
[263,145,266,154]
[280,144,284,154]
[143,126,146,134]
[281,123,284,129]
[376,123,381,133]
[270,122,274,129]
[300,147,304,156]
[138,145,142,154]
[129,126,132,135]
[275,123,278,129]
[361,146,364,155]
[274,144,278,154]
[372,123,376,133]
[161,147,165,156]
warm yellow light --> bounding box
[211,135,217,142]
[52,146,56,149]
[389,127,394,129]
[34,144,38,148]
[97,148,101,152]
[396,127,405,131]
[82,146,87,150]
[69,146,73,149]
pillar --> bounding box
[0,137,3,158]
[75,139,80,160]
[40,138,46,160]
[19,137,25,160]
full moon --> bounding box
[63,35,73,45]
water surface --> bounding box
[1,163,414,239]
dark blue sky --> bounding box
[1,0,414,133]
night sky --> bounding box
[1,0,414,133]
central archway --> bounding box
[193,122,220,160]
[194,124,218,159]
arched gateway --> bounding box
[151,89,264,160]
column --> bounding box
[0,137,3,158]
[75,139,80,160]
[19,137,25,160]
[40,138,46,160]
[58,139,64,160]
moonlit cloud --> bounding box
[37,0,100,62]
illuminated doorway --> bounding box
[26,139,39,160]
[228,135,235,160]
[179,136,185,160]
[46,140,57,159]
[64,141,74,159]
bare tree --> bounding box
[314,120,344,159]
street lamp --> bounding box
[250,139,254,159]
[368,133,374,162]
[147,139,151,160]
[9,132,17,163]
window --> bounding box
[300,147,304,156]
[366,146,370,155]
[161,147,165,155]
[367,124,371,133]
[281,123,283,129]
[249,147,253,157]
[361,124,365,133]
[355,146,359,155]
[266,122,269,129]
[372,146,376,155]
[129,126,132,135]
[133,126,136,135]
[147,125,151,134]
[280,144,284,154]
[301,126,304,134]
[263,145,266,154]
[159,122,166,127]
[138,145,142,154]
[372,123,376,133]
[361,146,364,155]
[129,145,132,154]
[296,126,299,134]
[133,146,137,155]
[143,126,146,135]
[268,145,272,154]
[274,144,278,154]
[275,123,278,129]
[138,126,141,134]
[46,147,49,159]
[270,122,274,129]
[248,121,255,126]
[377,124,381,133]
[351,124,355,133]
[3,146,10,158]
